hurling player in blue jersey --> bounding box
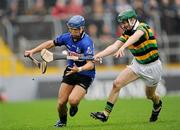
[24,15,95,127]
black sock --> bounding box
[60,115,67,123]
[153,100,162,109]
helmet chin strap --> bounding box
[72,31,85,42]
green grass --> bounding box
[0,96,180,130]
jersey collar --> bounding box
[72,32,85,42]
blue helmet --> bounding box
[67,15,85,29]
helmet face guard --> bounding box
[117,9,137,31]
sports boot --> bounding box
[54,120,66,127]
[90,112,108,122]
[149,100,162,122]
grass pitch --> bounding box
[0,96,180,130]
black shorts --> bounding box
[61,67,94,91]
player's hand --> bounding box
[114,46,125,58]
[24,50,34,57]
[66,66,79,76]
[93,55,102,63]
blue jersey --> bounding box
[54,32,95,78]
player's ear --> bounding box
[80,26,84,32]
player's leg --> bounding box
[68,74,93,117]
[146,86,162,122]
[68,85,86,116]
[142,59,163,122]
[91,67,139,122]
[146,86,160,106]
[55,66,78,127]
[55,83,73,127]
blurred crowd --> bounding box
[0,0,180,51]
[0,0,179,103]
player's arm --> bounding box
[31,40,55,54]
[121,30,144,49]
[66,60,94,76]
[115,30,144,58]
[78,60,94,71]
[95,40,123,58]
[24,40,55,57]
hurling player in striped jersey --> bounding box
[91,9,163,123]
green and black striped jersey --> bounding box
[118,22,159,64]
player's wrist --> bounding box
[78,67,83,72]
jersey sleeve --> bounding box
[54,34,65,46]
[117,33,127,43]
[137,24,149,39]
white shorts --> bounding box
[128,59,163,87]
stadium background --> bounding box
[0,0,180,101]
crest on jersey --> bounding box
[86,46,92,54]
[76,47,81,53]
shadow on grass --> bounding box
[65,119,178,129]
[68,122,120,128]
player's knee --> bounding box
[68,97,79,106]
[113,80,122,92]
